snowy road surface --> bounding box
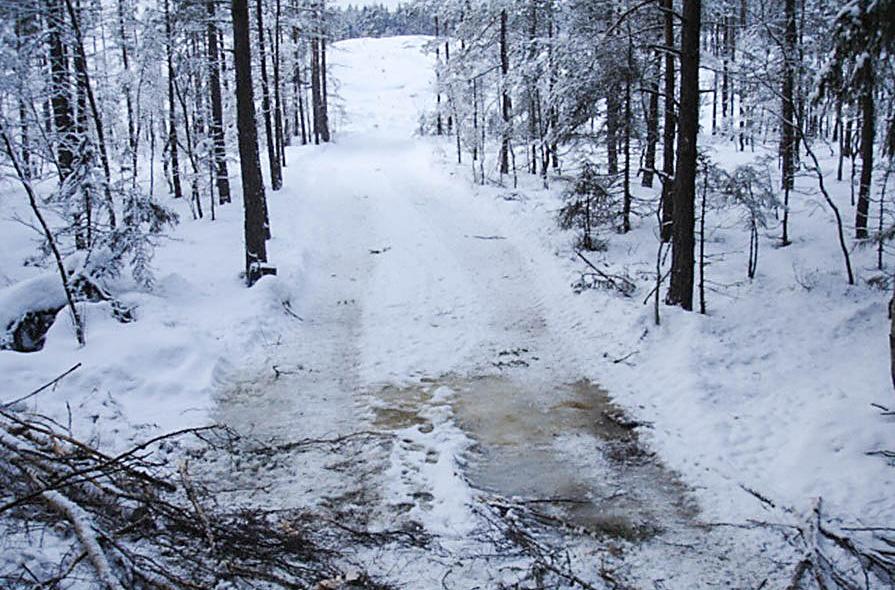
[209,37,789,587]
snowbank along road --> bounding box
[210,37,791,588]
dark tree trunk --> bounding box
[319,34,330,142]
[165,0,183,200]
[64,0,115,231]
[526,2,538,175]
[606,89,619,176]
[622,85,631,233]
[73,0,87,142]
[15,9,32,178]
[855,63,874,240]
[310,34,321,144]
[660,0,675,242]
[272,0,286,166]
[780,0,796,246]
[435,15,442,136]
[207,0,231,205]
[667,0,700,311]
[232,0,269,285]
[293,25,308,145]
[445,28,452,135]
[721,16,729,120]
[256,0,282,191]
[499,9,511,176]
[642,50,660,188]
[116,0,137,186]
[47,0,75,182]
[621,35,633,233]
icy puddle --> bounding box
[370,376,697,542]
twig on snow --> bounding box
[2,363,82,408]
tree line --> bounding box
[424,0,894,315]
[0,0,342,348]
[332,2,433,40]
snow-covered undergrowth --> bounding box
[0,162,305,445]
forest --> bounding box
[0,0,894,588]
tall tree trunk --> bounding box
[273,0,289,162]
[256,0,282,190]
[855,63,874,240]
[114,0,138,184]
[526,2,538,175]
[116,0,138,186]
[721,16,729,120]
[435,15,443,136]
[642,50,660,188]
[65,0,115,231]
[667,0,700,311]
[310,34,321,144]
[207,0,231,205]
[272,0,286,166]
[165,0,183,200]
[660,0,675,242]
[499,9,511,176]
[47,0,75,182]
[231,0,269,285]
[780,0,796,246]
[15,10,34,179]
[319,32,330,142]
[73,0,87,142]
[445,25,452,135]
[293,25,308,145]
[621,35,632,233]
[606,89,620,176]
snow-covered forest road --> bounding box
[4,31,892,589]
[206,37,787,587]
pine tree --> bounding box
[667,0,701,310]
[232,0,270,285]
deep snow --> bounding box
[1,35,892,588]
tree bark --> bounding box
[606,89,619,176]
[621,35,633,233]
[232,0,269,285]
[855,62,874,240]
[47,0,75,182]
[293,24,308,145]
[310,34,321,144]
[256,0,282,191]
[64,0,115,231]
[499,9,511,176]
[642,50,660,188]
[780,0,796,246]
[207,0,231,205]
[319,31,330,142]
[435,15,443,136]
[667,0,700,311]
[116,0,137,186]
[272,0,286,166]
[165,0,183,201]
[660,0,675,242]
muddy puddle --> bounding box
[369,375,696,541]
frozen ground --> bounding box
[1,36,892,588]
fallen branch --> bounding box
[2,363,82,408]
[575,251,637,297]
[0,408,400,589]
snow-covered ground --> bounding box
[1,35,892,588]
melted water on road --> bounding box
[370,375,697,541]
